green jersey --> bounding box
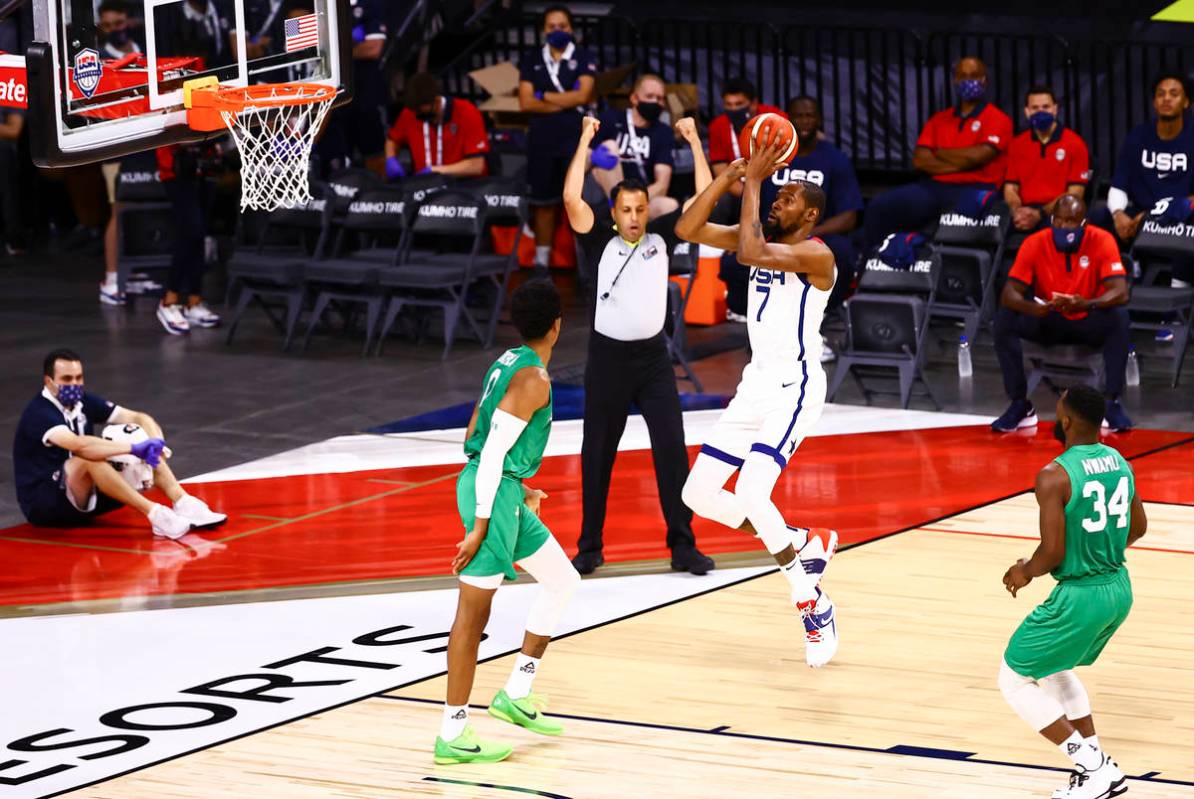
[1051,443,1135,583]
[463,345,552,479]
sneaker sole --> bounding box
[487,704,564,736]
[992,414,1038,433]
[98,294,126,306]
[187,515,228,529]
[156,312,189,335]
[186,319,221,329]
[433,749,513,765]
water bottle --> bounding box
[958,335,973,378]
[1125,345,1140,387]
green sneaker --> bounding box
[433,725,513,765]
[487,690,564,736]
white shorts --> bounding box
[700,359,827,470]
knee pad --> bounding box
[1039,670,1092,720]
[999,659,1065,731]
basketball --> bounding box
[738,112,799,166]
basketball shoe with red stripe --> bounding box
[798,588,839,668]
[790,526,839,585]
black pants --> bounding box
[0,141,23,248]
[994,306,1130,400]
[164,177,209,297]
[578,331,695,554]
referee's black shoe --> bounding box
[571,550,604,575]
[671,546,715,575]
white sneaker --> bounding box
[148,503,192,540]
[184,302,222,328]
[726,309,748,323]
[820,343,836,363]
[1058,754,1128,799]
[156,303,190,335]
[174,494,228,528]
[99,280,126,306]
[800,588,839,668]
[792,527,839,586]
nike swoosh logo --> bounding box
[450,744,482,753]
[782,382,797,388]
[512,703,538,721]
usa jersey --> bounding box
[744,240,835,368]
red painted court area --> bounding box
[2,425,1191,607]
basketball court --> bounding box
[3,406,1193,798]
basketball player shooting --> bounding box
[675,137,841,668]
[998,385,1146,799]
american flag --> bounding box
[285,13,320,53]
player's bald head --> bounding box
[1053,194,1086,226]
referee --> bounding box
[562,116,714,576]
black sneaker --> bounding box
[1102,399,1133,432]
[991,399,1038,432]
[671,545,715,575]
[571,550,604,575]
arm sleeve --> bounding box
[708,116,732,164]
[1107,187,1129,214]
[458,103,490,157]
[1068,136,1091,185]
[1007,236,1036,286]
[473,409,528,519]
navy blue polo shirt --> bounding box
[13,390,117,514]
[591,108,674,185]
[758,139,864,224]
[349,0,388,106]
[519,43,597,154]
[1111,117,1194,211]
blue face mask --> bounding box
[57,383,84,408]
[955,79,986,102]
[1029,110,1056,132]
[106,28,130,47]
[1051,223,1085,253]
[545,30,573,50]
[726,107,751,130]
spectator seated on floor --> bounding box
[991,196,1133,434]
[862,56,1012,250]
[1003,85,1091,235]
[12,349,227,538]
[589,73,679,218]
[384,72,491,181]
[1091,73,1194,270]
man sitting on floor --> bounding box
[991,196,1133,434]
[12,349,227,538]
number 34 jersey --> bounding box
[745,240,836,369]
[1052,443,1135,583]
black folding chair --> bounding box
[928,207,1010,345]
[1127,217,1194,386]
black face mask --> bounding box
[727,107,750,130]
[415,110,436,122]
[1053,420,1068,446]
[106,28,130,47]
[636,101,663,124]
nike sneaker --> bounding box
[801,588,839,669]
[488,689,564,736]
[433,725,513,765]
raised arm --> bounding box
[676,117,711,212]
[675,159,744,250]
[563,116,599,234]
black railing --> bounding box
[439,13,1194,180]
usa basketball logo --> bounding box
[970,120,981,132]
[1056,148,1066,161]
[73,48,102,98]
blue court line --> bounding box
[365,384,730,434]
[382,695,1193,789]
[423,777,574,798]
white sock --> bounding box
[780,558,817,604]
[440,704,468,741]
[1060,731,1102,771]
[788,526,809,551]
[1084,733,1101,752]
[504,653,540,700]
[102,272,117,289]
[534,245,550,267]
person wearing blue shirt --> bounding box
[519,5,597,277]
[1093,74,1194,270]
[12,349,227,538]
[589,74,679,218]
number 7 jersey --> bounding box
[745,238,835,367]
[1052,443,1135,583]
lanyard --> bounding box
[624,108,646,172]
[422,97,445,167]
[729,120,742,159]
[600,238,642,301]
[541,42,574,93]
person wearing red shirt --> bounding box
[992,196,1132,433]
[1004,86,1091,233]
[385,72,491,180]
[863,56,1013,249]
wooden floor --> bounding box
[68,499,1194,799]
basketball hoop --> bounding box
[186,80,336,212]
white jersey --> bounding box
[744,244,835,369]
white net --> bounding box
[218,84,336,212]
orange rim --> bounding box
[199,82,337,113]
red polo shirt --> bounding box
[916,102,1012,185]
[1008,225,1126,320]
[386,97,490,174]
[708,104,787,164]
[1005,126,1090,206]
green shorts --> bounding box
[1004,568,1133,679]
[456,463,551,581]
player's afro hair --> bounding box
[510,280,562,342]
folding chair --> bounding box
[666,239,703,392]
[1126,218,1194,386]
[928,207,1009,344]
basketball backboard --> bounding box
[24,0,350,166]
